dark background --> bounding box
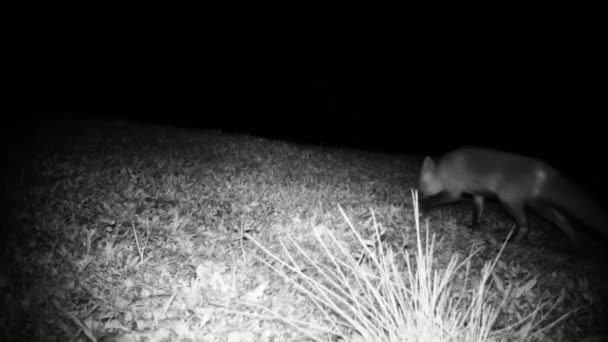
[3,6,606,197]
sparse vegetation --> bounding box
[0,116,605,341]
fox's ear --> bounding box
[422,156,435,173]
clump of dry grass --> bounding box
[247,191,571,341]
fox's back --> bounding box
[436,147,556,197]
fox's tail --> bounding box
[541,174,608,237]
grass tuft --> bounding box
[246,190,570,341]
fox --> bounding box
[418,146,608,251]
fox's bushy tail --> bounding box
[541,174,608,237]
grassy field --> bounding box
[1,116,606,341]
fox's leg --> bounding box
[469,195,484,230]
[499,199,529,243]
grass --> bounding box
[0,115,605,341]
[244,193,573,341]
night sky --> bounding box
[4,8,606,183]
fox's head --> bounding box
[419,156,443,197]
